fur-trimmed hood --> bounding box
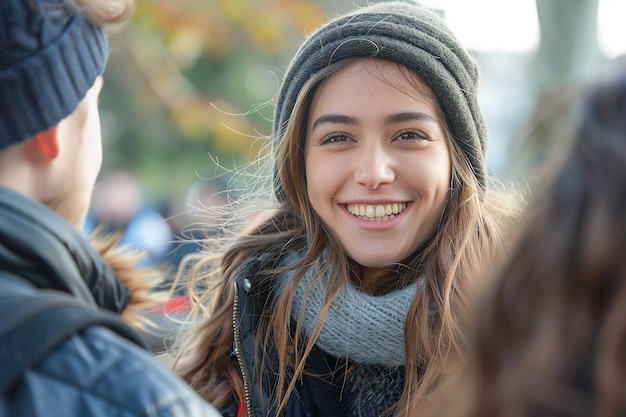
[0,186,167,329]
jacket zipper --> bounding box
[232,281,254,417]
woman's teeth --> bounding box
[346,203,407,221]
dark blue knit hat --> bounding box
[273,1,487,196]
[0,0,108,151]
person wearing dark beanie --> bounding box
[171,2,522,417]
[0,0,107,150]
[0,1,220,416]
[273,1,488,195]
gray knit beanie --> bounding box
[273,1,487,196]
[0,0,108,151]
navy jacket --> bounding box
[0,187,220,417]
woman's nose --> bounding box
[354,145,395,190]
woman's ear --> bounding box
[22,126,60,161]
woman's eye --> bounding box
[320,133,350,145]
[396,130,428,141]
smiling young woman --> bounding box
[170,2,523,417]
[304,59,452,290]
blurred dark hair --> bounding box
[446,56,626,417]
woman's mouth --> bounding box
[346,203,407,221]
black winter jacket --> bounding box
[0,187,220,417]
[227,255,347,417]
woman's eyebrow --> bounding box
[311,114,358,131]
[384,111,438,125]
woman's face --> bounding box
[304,59,451,274]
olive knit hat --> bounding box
[0,0,108,151]
[273,1,487,196]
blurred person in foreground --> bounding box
[431,56,626,417]
[0,0,220,415]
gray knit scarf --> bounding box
[277,252,423,416]
[279,252,418,368]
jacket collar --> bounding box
[0,186,130,313]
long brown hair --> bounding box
[171,59,521,416]
[444,60,626,417]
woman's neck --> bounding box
[354,264,399,294]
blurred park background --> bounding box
[93,0,625,263]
